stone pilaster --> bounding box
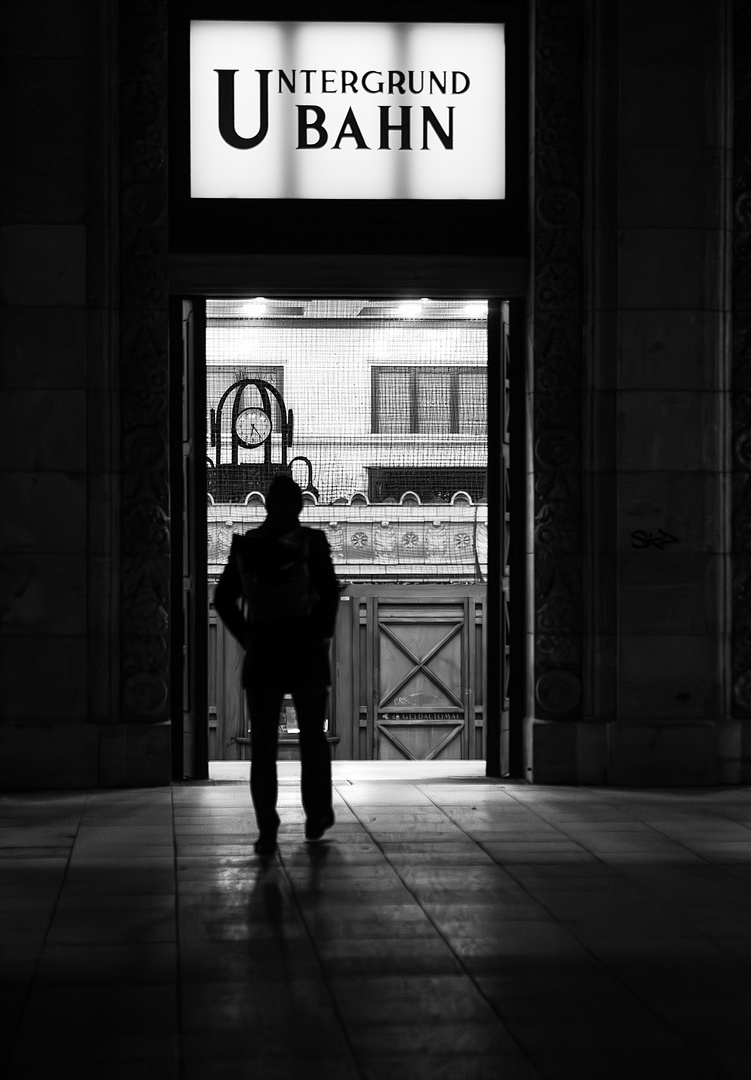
[732,0,751,780]
[116,0,171,780]
[526,0,586,780]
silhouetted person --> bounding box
[214,476,340,855]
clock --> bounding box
[235,406,272,448]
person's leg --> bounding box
[292,680,333,834]
[245,682,284,845]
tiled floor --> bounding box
[3,762,751,1079]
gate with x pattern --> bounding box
[335,584,486,760]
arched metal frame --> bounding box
[210,376,293,466]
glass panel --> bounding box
[374,368,412,434]
[415,368,452,434]
[457,368,487,436]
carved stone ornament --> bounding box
[734,0,751,720]
[119,0,170,725]
[535,669,582,715]
[532,0,585,717]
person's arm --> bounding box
[213,537,249,646]
[308,530,341,638]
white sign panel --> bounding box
[190,21,505,200]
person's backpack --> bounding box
[235,527,315,625]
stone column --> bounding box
[0,2,94,785]
[116,0,172,783]
[602,0,731,784]
[731,0,751,781]
[525,0,587,781]
[0,0,171,787]
[528,0,733,784]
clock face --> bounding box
[235,406,272,448]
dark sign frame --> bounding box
[168,0,530,257]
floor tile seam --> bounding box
[274,848,368,1080]
[498,786,735,899]
[488,803,734,946]
[480,844,744,1063]
[635,818,747,881]
[552,818,714,860]
[593,863,751,952]
[607,809,751,834]
[493,828,751,968]
[345,797,545,1078]
[404,786,485,831]
[169,784,187,1080]
[425,803,559,839]
[441,792,601,860]
[493,787,619,837]
[1,791,89,1076]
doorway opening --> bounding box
[197,297,510,773]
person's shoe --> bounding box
[305,809,335,843]
[253,833,277,856]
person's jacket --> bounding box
[213,514,340,687]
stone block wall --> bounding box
[0,1,170,788]
[0,0,741,788]
[528,0,734,784]
[606,0,731,782]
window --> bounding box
[372,366,486,435]
[367,467,487,504]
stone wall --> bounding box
[0,1,170,788]
[605,0,732,783]
[527,0,735,783]
[0,0,743,788]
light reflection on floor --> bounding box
[3,773,751,1078]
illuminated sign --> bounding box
[190,21,505,200]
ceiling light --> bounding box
[461,301,488,317]
[397,301,422,317]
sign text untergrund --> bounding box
[216,68,471,151]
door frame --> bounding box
[169,297,209,779]
[170,270,528,781]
